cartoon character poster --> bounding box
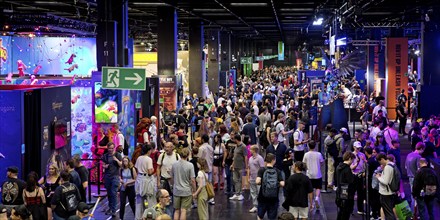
[94,82,118,123]
[71,87,93,158]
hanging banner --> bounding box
[278,41,284,60]
[158,75,177,111]
[386,38,408,119]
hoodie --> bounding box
[336,162,355,200]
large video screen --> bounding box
[94,82,118,123]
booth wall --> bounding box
[0,91,24,181]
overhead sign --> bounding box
[102,67,146,90]
[255,55,278,61]
[278,41,284,60]
[240,57,252,64]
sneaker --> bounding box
[249,207,258,213]
[208,199,215,205]
[236,195,244,201]
[357,211,365,215]
[191,204,198,209]
[229,194,238,200]
[315,199,320,209]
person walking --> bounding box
[335,152,356,220]
[171,148,196,220]
[212,134,226,191]
[72,154,88,203]
[302,141,324,209]
[248,145,264,213]
[293,121,309,162]
[284,161,313,220]
[229,134,248,201]
[256,153,285,220]
[351,141,367,215]
[193,158,210,220]
[134,144,155,220]
[101,142,122,217]
[119,156,137,220]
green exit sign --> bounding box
[102,67,146,90]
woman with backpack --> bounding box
[23,172,47,220]
[119,156,137,220]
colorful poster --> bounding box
[386,38,408,119]
[0,36,96,76]
[278,41,284,61]
[71,87,93,158]
[158,75,177,111]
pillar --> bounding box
[208,30,220,94]
[188,21,205,98]
[96,0,118,70]
[157,6,177,76]
[220,32,230,71]
[113,0,129,67]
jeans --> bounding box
[417,197,435,220]
[249,180,260,207]
[53,212,66,220]
[120,185,136,219]
[233,168,244,196]
[104,176,120,213]
[225,165,234,194]
[380,194,396,220]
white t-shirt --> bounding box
[134,155,153,174]
[275,121,285,142]
[293,129,305,151]
[199,143,214,173]
[114,133,124,148]
[157,152,180,179]
[197,171,207,187]
[303,151,324,179]
[372,105,387,117]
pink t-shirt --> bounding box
[246,144,252,159]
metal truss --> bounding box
[5,13,96,36]
[357,22,412,28]
[349,39,386,46]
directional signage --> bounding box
[102,67,146,90]
[240,57,252,64]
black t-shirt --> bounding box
[225,140,237,165]
[242,123,258,145]
[175,115,187,129]
[196,104,208,116]
[1,177,26,205]
[102,152,123,178]
[285,173,313,207]
[195,116,204,132]
[273,109,284,119]
[52,182,81,218]
[217,105,227,119]
[257,167,284,203]
[75,166,89,202]
[238,107,250,121]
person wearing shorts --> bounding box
[171,148,196,220]
[302,141,324,209]
[284,161,313,220]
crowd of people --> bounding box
[1,66,438,220]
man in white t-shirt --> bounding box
[274,113,294,144]
[293,121,309,162]
[303,141,324,209]
[372,100,387,117]
[134,144,155,220]
[157,142,181,192]
[199,134,215,205]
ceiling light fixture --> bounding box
[132,2,168,6]
[230,3,268,6]
[313,18,323,25]
[280,8,314,12]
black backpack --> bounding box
[386,164,401,193]
[424,169,438,196]
[60,183,79,212]
[327,137,340,158]
[261,168,279,198]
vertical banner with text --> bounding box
[278,41,284,61]
[386,38,408,119]
[158,75,177,111]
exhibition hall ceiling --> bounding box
[0,0,438,44]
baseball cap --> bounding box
[354,141,363,148]
[340,127,348,134]
[77,202,89,214]
[7,166,19,173]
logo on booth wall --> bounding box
[0,38,7,62]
